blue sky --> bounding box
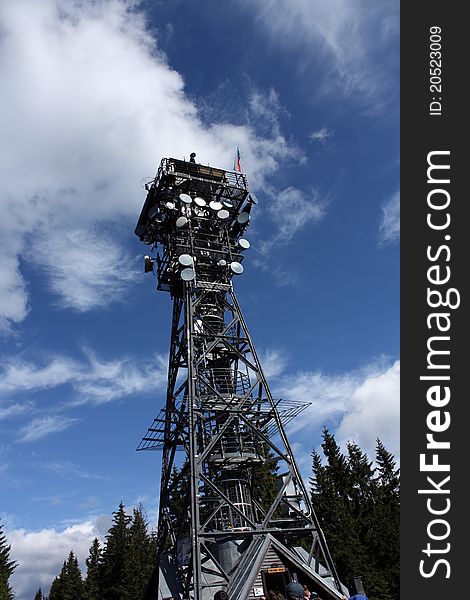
[0,1,399,597]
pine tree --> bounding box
[167,465,190,542]
[345,442,382,598]
[84,538,101,600]
[48,562,66,600]
[100,502,131,600]
[346,441,375,506]
[123,506,154,598]
[0,519,17,600]
[372,439,400,600]
[376,439,400,498]
[148,528,158,565]
[311,429,358,579]
[251,444,279,515]
[46,503,157,600]
[47,551,84,600]
[63,551,84,600]
[33,589,44,600]
[310,429,400,600]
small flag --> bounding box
[234,147,243,172]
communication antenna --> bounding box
[135,156,346,600]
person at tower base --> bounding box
[285,582,304,600]
[303,584,320,600]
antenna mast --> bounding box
[135,155,345,600]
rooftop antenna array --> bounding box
[135,155,345,600]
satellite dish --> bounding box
[194,197,206,207]
[178,254,194,266]
[179,193,192,204]
[217,209,230,220]
[238,238,250,249]
[248,193,258,205]
[181,268,196,281]
[237,212,250,224]
[165,201,176,210]
[217,259,227,267]
[209,200,223,211]
[176,216,188,228]
[223,199,234,208]
[230,261,244,274]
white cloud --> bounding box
[278,359,400,460]
[0,254,29,332]
[18,415,80,443]
[239,0,398,101]
[0,356,82,395]
[74,348,168,405]
[0,348,168,441]
[0,0,296,329]
[258,348,289,379]
[0,348,167,406]
[251,186,327,285]
[248,88,293,141]
[309,127,333,143]
[281,370,355,425]
[31,228,139,312]
[257,186,326,257]
[0,402,33,420]
[8,520,101,599]
[269,187,326,241]
[36,461,110,481]
[335,360,400,459]
[8,505,156,599]
[289,440,314,475]
[379,191,400,246]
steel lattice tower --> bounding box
[135,156,345,600]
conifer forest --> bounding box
[1,432,399,600]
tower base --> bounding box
[154,535,348,600]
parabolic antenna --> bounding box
[194,197,206,207]
[237,212,250,224]
[248,192,258,205]
[238,238,250,249]
[165,201,176,210]
[223,199,234,208]
[181,268,196,281]
[217,210,230,220]
[209,200,223,211]
[179,193,192,204]
[217,259,227,267]
[176,216,188,228]
[230,261,244,274]
[178,254,194,267]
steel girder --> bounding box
[140,283,342,600]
